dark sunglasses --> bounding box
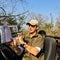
[29,24,36,27]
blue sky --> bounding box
[6,0,60,16]
[4,0,60,23]
[26,0,60,23]
[27,0,60,15]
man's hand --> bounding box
[10,40,17,47]
[18,34,24,44]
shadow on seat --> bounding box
[0,43,23,60]
[44,37,56,60]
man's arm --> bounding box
[22,43,41,56]
[15,35,41,56]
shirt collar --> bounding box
[28,32,38,38]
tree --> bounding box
[55,16,60,35]
[0,0,27,14]
[17,15,26,31]
[0,0,28,31]
[55,16,60,31]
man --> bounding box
[15,20,44,60]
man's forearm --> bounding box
[24,44,39,56]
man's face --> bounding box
[28,24,38,34]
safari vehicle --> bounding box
[0,25,18,43]
[0,25,23,60]
[7,25,18,37]
[9,25,18,33]
[38,30,60,60]
[8,25,18,37]
[0,25,60,60]
[0,24,15,43]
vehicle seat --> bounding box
[0,43,22,60]
[44,37,56,60]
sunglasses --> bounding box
[29,24,36,27]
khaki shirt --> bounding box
[17,31,44,60]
